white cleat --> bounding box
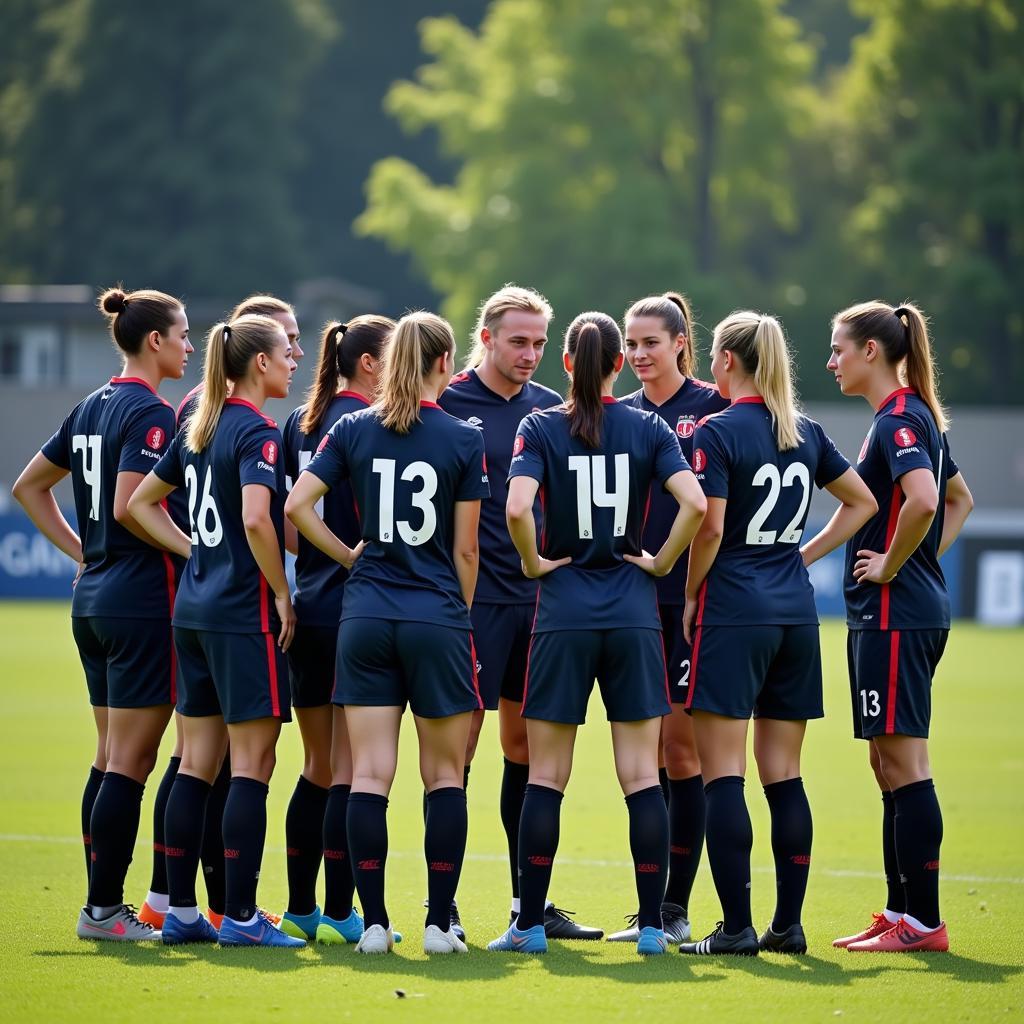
[424,924,468,954]
[355,923,395,954]
[76,905,162,942]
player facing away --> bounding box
[287,312,489,956]
[128,315,304,948]
[13,286,193,941]
[141,293,302,931]
[439,285,602,941]
[823,302,972,953]
[277,315,395,944]
[678,312,876,957]
[613,291,729,944]
[488,312,707,957]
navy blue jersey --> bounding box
[166,383,204,533]
[439,369,562,603]
[284,391,369,626]
[304,401,490,629]
[622,379,728,604]
[154,398,287,634]
[844,387,956,631]
[691,397,850,626]
[40,376,178,619]
[509,399,689,633]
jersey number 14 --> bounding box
[568,454,629,539]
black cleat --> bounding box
[543,905,603,941]
[758,922,807,954]
[679,921,759,956]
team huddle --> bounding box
[13,283,973,958]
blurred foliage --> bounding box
[0,0,1020,401]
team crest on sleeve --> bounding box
[692,448,706,473]
[316,434,330,454]
[513,435,525,456]
[145,426,165,450]
[894,426,917,448]
[858,432,871,463]
[262,440,278,464]
[676,415,695,438]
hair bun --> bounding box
[100,288,128,315]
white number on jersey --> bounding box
[745,462,811,545]
[184,464,224,547]
[71,434,102,522]
[372,458,438,546]
[567,453,629,540]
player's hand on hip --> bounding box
[275,591,297,652]
[342,539,366,570]
[682,596,698,645]
[623,551,661,576]
[853,549,895,585]
[522,555,571,579]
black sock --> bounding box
[425,787,468,930]
[201,757,230,915]
[500,758,530,900]
[347,791,389,929]
[893,779,943,929]
[87,772,144,909]
[881,790,905,914]
[659,766,671,805]
[285,775,328,915]
[149,756,180,896]
[665,774,705,914]
[626,785,669,931]
[222,776,269,922]
[164,773,210,909]
[704,776,753,935]
[517,783,562,930]
[764,777,813,931]
[81,765,104,888]
[323,784,355,921]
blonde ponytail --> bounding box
[378,312,454,434]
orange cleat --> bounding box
[207,909,224,931]
[833,912,896,948]
[260,908,282,927]
[137,900,166,930]
[846,918,948,953]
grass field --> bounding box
[1,603,1021,1023]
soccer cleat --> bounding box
[759,922,807,954]
[207,909,224,932]
[316,908,365,945]
[679,922,759,956]
[846,918,949,953]
[424,924,468,954]
[161,911,219,945]
[354,923,395,954]
[280,906,321,941]
[259,907,282,927]
[637,927,668,955]
[218,910,306,948]
[542,904,604,940]
[487,922,547,954]
[832,912,897,948]
[606,902,689,943]
[76,905,161,942]
[424,898,465,942]
[137,900,166,930]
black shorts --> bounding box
[685,624,823,721]
[174,627,291,724]
[847,628,948,739]
[72,616,176,709]
[470,602,533,709]
[333,618,483,719]
[659,604,693,705]
[523,628,671,725]
[287,624,337,708]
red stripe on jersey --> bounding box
[336,390,371,405]
[469,635,484,710]
[878,387,915,413]
[161,549,177,703]
[264,632,281,717]
[176,384,204,425]
[695,578,708,627]
[225,397,277,427]
[731,396,765,405]
[685,625,702,710]
[259,575,270,633]
[642,485,653,533]
[885,630,901,734]
[879,485,902,630]
[520,592,541,715]
[538,485,548,554]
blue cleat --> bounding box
[162,910,219,945]
[280,906,321,941]
[487,922,547,954]
[316,908,364,945]
[219,910,306,948]
[637,926,668,955]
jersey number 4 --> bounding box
[184,465,223,547]
[746,463,810,545]
[72,434,102,521]
[372,458,437,546]
[568,454,629,539]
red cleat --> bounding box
[833,912,894,948]
[846,918,949,953]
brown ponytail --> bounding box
[624,291,696,377]
[833,299,948,432]
[565,312,622,449]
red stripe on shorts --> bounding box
[684,581,708,711]
[259,574,270,633]
[264,632,281,717]
[885,630,900,734]
[469,635,484,710]
[520,593,541,714]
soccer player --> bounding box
[140,292,302,931]
[128,314,304,947]
[610,291,728,944]
[678,311,876,957]
[287,311,488,956]
[277,315,394,944]
[824,301,972,953]
[487,312,707,957]
[13,286,192,941]
[439,285,602,941]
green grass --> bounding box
[1,603,1022,1023]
